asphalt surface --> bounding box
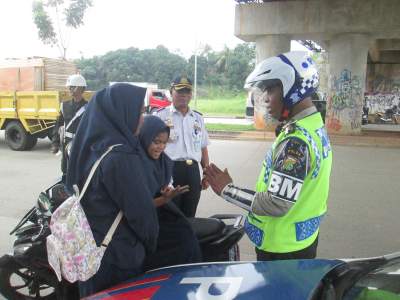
[1,130,399,263]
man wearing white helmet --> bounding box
[205,51,332,260]
[51,74,87,180]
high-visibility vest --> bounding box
[245,112,332,253]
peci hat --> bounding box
[171,76,193,91]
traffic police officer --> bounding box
[155,76,210,217]
[205,52,332,261]
[51,74,87,180]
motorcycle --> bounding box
[0,182,77,299]
[375,106,399,124]
[362,105,369,125]
[0,182,244,300]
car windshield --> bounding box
[343,257,400,299]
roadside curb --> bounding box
[209,130,400,148]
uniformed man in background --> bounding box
[155,76,210,217]
[51,74,87,181]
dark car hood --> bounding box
[86,259,344,300]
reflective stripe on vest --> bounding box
[65,132,75,139]
[65,105,86,132]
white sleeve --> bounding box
[201,117,210,148]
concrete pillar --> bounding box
[256,35,291,63]
[325,33,370,135]
[254,35,291,130]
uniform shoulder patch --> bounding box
[193,110,203,116]
[274,137,310,180]
[156,107,166,113]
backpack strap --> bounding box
[75,144,122,202]
[101,211,123,247]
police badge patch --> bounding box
[275,137,310,180]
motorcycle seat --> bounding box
[187,217,226,243]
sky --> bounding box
[0,0,307,61]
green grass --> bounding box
[192,97,246,117]
[190,88,247,117]
[206,123,255,131]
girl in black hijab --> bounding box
[66,83,159,297]
[139,115,202,270]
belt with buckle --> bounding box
[176,159,196,166]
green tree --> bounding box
[225,43,256,91]
[75,46,188,90]
[75,43,255,93]
[32,0,92,59]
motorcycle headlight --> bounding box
[37,193,52,213]
[14,243,32,256]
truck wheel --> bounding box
[5,121,34,151]
[25,136,38,150]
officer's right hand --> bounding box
[50,145,59,154]
[203,163,233,195]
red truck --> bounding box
[110,82,171,113]
[147,89,171,113]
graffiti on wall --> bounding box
[326,69,363,132]
[365,91,400,114]
[329,69,362,111]
[365,65,400,114]
[368,74,400,94]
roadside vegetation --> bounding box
[76,44,256,92]
[193,87,247,117]
[206,123,255,131]
[76,44,255,130]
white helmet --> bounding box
[245,51,319,108]
[66,74,87,87]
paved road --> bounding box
[0,131,399,263]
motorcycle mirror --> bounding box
[37,192,52,212]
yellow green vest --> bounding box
[245,112,332,253]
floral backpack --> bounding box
[47,144,123,283]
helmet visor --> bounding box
[253,79,282,93]
[250,86,268,109]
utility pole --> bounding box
[194,50,198,109]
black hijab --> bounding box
[139,115,173,195]
[66,83,147,189]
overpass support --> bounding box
[235,0,400,135]
[255,35,290,62]
[325,34,370,134]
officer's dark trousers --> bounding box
[255,235,319,261]
[172,160,201,217]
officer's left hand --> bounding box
[201,177,209,190]
[203,163,233,195]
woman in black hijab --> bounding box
[66,83,159,297]
[139,115,202,270]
